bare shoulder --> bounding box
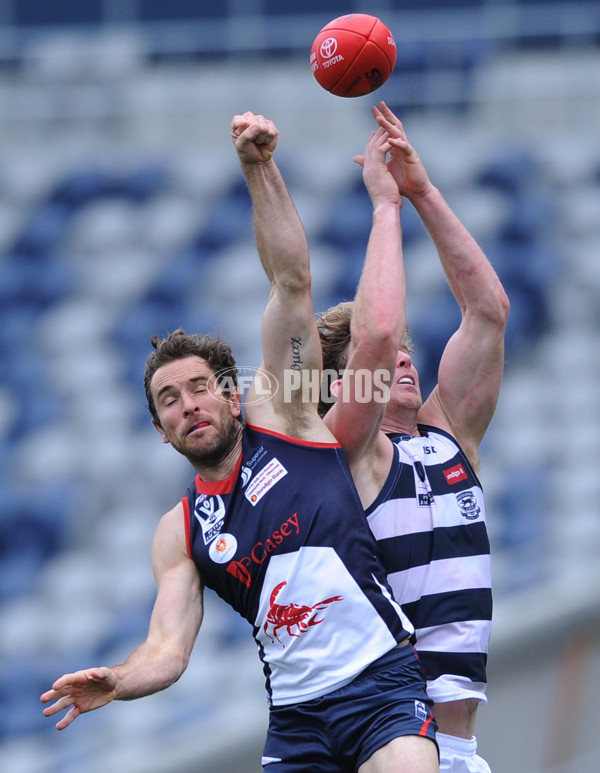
[418,388,481,473]
[153,501,189,565]
[157,500,186,533]
[247,398,336,444]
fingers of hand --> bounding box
[231,112,278,148]
[375,115,405,139]
[40,679,75,703]
[372,102,406,140]
[388,137,414,160]
[365,130,392,166]
[42,694,74,717]
[244,113,277,144]
[56,705,81,731]
[253,129,276,146]
[378,100,401,125]
[230,113,248,138]
[365,127,389,151]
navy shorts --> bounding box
[261,644,438,772]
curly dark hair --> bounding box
[144,328,238,426]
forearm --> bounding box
[112,639,189,701]
[352,202,405,354]
[241,159,310,289]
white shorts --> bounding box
[438,732,491,773]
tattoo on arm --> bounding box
[290,337,303,371]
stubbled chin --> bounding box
[390,389,422,409]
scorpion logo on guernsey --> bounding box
[263,580,343,647]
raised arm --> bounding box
[231,112,328,437]
[374,102,510,465]
[41,504,204,730]
[323,128,405,492]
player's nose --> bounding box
[396,349,412,368]
[181,392,200,414]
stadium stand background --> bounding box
[0,2,599,771]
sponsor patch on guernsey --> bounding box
[208,532,238,564]
[443,463,468,485]
[244,458,287,506]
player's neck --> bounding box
[193,424,244,482]
[380,407,419,437]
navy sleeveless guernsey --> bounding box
[182,423,414,706]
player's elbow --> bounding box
[352,314,402,358]
[278,266,312,297]
[492,283,511,329]
[158,650,191,690]
[475,280,510,331]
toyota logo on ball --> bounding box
[320,37,338,59]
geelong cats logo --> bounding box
[456,490,481,521]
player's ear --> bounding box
[152,419,170,444]
[329,378,343,399]
[229,386,242,418]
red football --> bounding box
[310,14,397,98]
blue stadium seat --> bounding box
[143,248,211,307]
[49,164,168,209]
[191,178,253,253]
[0,254,78,309]
[110,298,215,400]
[0,483,72,601]
[494,465,550,590]
[409,289,461,397]
[119,164,169,203]
[49,168,117,209]
[318,182,373,250]
[140,0,227,21]
[265,0,348,14]
[15,0,103,27]
[95,599,154,661]
[484,234,558,353]
[9,202,72,258]
[476,148,540,195]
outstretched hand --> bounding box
[231,112,279,165]
[41,667,118,730]
[370,101,432,199]
[358,127,402,210]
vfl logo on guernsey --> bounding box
[194,494,226,544]
[263,580,343,647]
[456,490,481,520]
[444,463,468,485]
[245,458,287,506]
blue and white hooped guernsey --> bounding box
[367,424,492,705]
[182,423,414,707]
